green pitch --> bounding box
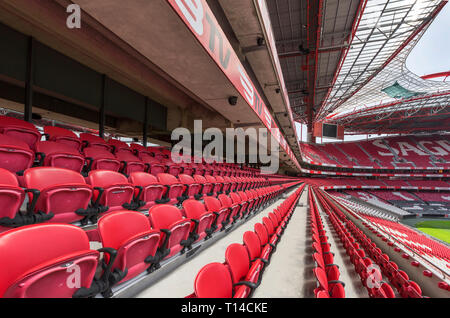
[414,220,450,244]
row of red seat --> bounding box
[308,189,345,298]
[0,115,259,177]
[186,185,304,298]
[315,188,427,298]
[0,181,301,298]
[0,166,274,232]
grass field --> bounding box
[414,220,450,244]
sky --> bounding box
[295,2,450,144]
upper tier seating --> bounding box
[299,134,450,170]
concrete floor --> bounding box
[136,187,299,298]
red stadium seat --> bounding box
[23,167,95,224]
[128,172,166,209]
[97,211,161,284]
[43,126,82,150]
[108,139,134,155]
[0,168,25,229]
[35,141,85,173]
[218,194,242,224]
[182,199,215,241]
[83,147,121,172]
[203,196,230,232]
[79,133,112,152]
[0,224,99,298]
[189,263,247,298]
[115,151,146,176]
[87,170,137,214]
[147,204,192,259]
[0,116,41,150]
[0,133,34,174]
[178,174,202,200]
[157,173,185,205]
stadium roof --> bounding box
[267,0,450,134]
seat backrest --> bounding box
[178,174,195,184]
[194,263,233,298]
[79,133,111,151]
[83,146,117,160]
[0,168,19,186]
[0,115,40,149]
[44,125,77,138]
[0,132,32,150]
[225,243,250,284]
[108,139,131,153]
[88,170,129,188]
[182,199,207,219]
[203,196,222,212]
[157,173,180,186]
[98,211,153,249]
[193,175,207,184]
[0,224,96,297]
[129,172,159,186]
[24,167,86,189]
[205,175,216,183]
[148,204,184,230]
[36,141,82,156]
[230,192,241,204]
[218,194,233,207]
[254,223,269,246]
[242,231,261,260]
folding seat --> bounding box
[313,252,340,281]
[193,175,213,197]
[230,192,249,219]
[220,176,232,193]
[115,151,146,176]
[241,191,255,215]
[203,164,213,176]
[214,176,226,194]
[179,163,194,176]
[88,170,139,214]
[35,141,85,173]
[128,172,166,209]
[148,147,166,161]
[0,115,41,150]
[0,224,102,298]
[205,175,222,195]
[108,139,133,156]
[163,159,182,177]
[97,211,161,284]
[130,143,154,159]
[143,157,166,176]
[243,230,270,266]
[224,243,264,298]
[230,176,242,191]
[0,168,25,229]
[203,196,230,232]
[43,126,82,150]
[192,163,205,176]
[188,263,247,298]
[147,204,193,259]
[313,267,345,298]
[23,167,96,224]
[79,133,112,152]
[182,199,215,241]
[218,194,241,224]
[253,224,274,261]
[83,147,121,172]
[262,216,281,245]
[178,174,202,200]
[373,282,396,298]
[157,173,185,205]
[0,134,34,174]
